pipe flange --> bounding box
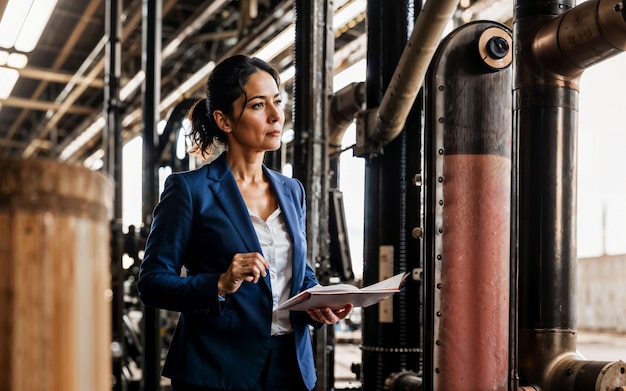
[596,360,626,390]
[478,26,513,70]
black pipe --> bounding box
[293,1,334,389]
[516,86,578,332]
[514,0,626,388]
[105,0,125,389]
[514,0,581,386]
[361,1,423,390]
[140,0,162,390]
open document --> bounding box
[276,272,409,311]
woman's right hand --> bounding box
[218,252,270,295]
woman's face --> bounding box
[226,70,285,153]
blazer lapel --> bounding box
[207,154,261,253]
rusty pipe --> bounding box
[368,0,459,145]
[514,0,626,389]
[519,0,626,88]
[533,0,626,81]
[422,21,512,390]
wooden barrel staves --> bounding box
[0,158,113,391]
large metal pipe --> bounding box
[360,1,423,390]
[367,0,459,146]
[424,21,513,391]
[514,0,626,389]
[532,0,626,81]
[328,81,366,153]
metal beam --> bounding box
[14,66,105,88]
[0,96,94,114]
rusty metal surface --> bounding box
[424,20,513,391]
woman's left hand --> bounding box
[306,304,353,325]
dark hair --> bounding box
[187,54,281,158]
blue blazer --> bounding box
[138,153,320,390]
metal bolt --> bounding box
[412,227,423,238]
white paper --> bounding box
[276,272,408,311]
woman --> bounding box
[137,54,352,391]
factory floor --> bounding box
[332,329,626,389]
[151,329,626,390]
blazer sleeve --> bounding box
[137,173,224,313]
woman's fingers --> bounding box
[307,304,354,325]
[235,252,268,283]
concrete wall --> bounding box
[577,253,626,332]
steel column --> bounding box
[141,0,162,390]
[104,0,125,389]
[360,1,423,390]
[292,1,334,389]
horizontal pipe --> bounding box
[532,0,626,83]
[384,370,422,391]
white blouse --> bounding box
[249,207,294,335]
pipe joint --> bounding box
[551,358,626,390]
[384,370,422,391]
[531,0,626,81]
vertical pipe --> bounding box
[424,22,512,391]
[513,0,626,388]
[104,0,125,389]
[361,1,423,390]
[141,0,162,390]
[293,0,333,389]
[514,0,581,386]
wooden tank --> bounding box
[0,158,113,391]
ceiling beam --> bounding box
[0,96,94,114]
[3,0,104,149]
[13,66,105,88]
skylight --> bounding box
[0,0,58,99]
